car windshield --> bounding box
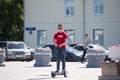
[66,45,79,52]
[74,45,84,51]
[8,43,27,49]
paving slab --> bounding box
[0,60,101,80]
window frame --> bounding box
[93,0,104,16]
[65,29,75,44]
[64,0,74,16]
[37,30,47,47]
[93,29,104,46]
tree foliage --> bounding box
[0,0,23,41]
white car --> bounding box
[0,41,32,61]
[74,44,110,61]
[88,44,109,55]
[74,44,109,54]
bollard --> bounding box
[86,50,105,68]
[99,62,120,80]
[34,47,52,67]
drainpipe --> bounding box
[83,0,86,41]
[23,0,25,42]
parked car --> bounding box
[69,43,77,47]
[27,46,35,59]
[43,44,82,62]
[73,44,110,61]
[0,41,32,61]
[88,44,109,54]
[74,44,109,54]
[73,44,84,51]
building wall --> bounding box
[24,0,120,48]
[85,0,120,48]
[24,0,84,48]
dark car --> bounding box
[43,44,82,62]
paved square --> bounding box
[0,60,101,80]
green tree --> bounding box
[0,0,24,41]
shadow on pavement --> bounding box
[27,77,51,80]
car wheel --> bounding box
[26,58,31,61]
[26,56,32,61]
[66,55,73,62]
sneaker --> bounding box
[81,60,84,64]
[54,71,59,74]
[61,70,66,74]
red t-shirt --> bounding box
[53,31,68,48]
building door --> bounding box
[37,30,47,47]
[65,29,74,44]
[93,29,104,46]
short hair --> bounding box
[85,34,88,36]
[58,23,63,28]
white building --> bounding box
[24,0,120,49]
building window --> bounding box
[93,0,104,16]
[93,29,104,46]
[37,30,47,47]
[65,29,75,44]
[65,0,74,16]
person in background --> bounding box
[53,23,68,73]
[81,34,92,63]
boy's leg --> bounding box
[56,49,60,72]
[81,48,87,62]
[61,48,66,71]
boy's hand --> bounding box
[59,43,65,47]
